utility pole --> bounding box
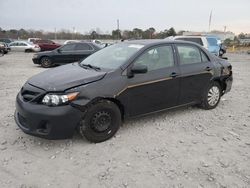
[117,19,120,40]
[208,10,213,32]
[72,27,75,39]
[54,28,57,40]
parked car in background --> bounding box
[33,39,61,51]
[0,43,5,56]
[15,40,233,142]
[28,38,41,43]
[0,42,11,54]
[170,36,225,57]
[64,40,80,44]
[32,42,101,68]
[0,38,14,44]
[9,41,41,52]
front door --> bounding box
[54,43,77,64]
[175,44,214,104]
[74,43,94,62]
[127,45,180,116]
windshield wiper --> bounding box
[79,63,101,71]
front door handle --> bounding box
[205,67,212,71]
[170,72,179,78]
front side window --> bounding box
[60,44,76,51]
[201,51,210,62]
[9,43,17,46]
[75,43,93,51]
[177,45,202,65]
[134,45,174,71]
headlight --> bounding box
[221,67,231,76]
[33,54,38,58]
[42,92,79,106]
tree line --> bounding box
[0,27,179,40]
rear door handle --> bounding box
[205,67,212,71]
[170,72,179,78]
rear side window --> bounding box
[75,43,93,51]
[176,38,203,46]
[177,45,202,65]
[19,43,27,46]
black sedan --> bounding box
[32,42,101,68]
[15,40,233,143]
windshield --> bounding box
[80,43,144,70]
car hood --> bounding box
[28,63,107,91]
[36,50,54,56]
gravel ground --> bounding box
[0,52,249,188]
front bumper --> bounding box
[32,57,40,64]
[223,74,233,94]
[15,92,83,140]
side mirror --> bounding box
[131,64,148,74]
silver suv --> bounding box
[170,36,224,56]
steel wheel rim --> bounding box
[42,58,50,67]
[90,111,112,133]
[207,86,220,106]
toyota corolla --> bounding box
[15,40,233,143]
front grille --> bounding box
[20,83,45,102]
[21,90,40,102]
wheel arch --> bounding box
[74,97,126,120]
[211,77,226,94]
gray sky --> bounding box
[0,0,249,34]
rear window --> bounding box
[176,38,203,46]
[207,38,218,46]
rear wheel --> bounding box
[200,82,221,110]
[79,100,121,143]
[25,49,32,53]
[40,57,52,68]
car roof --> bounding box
[123,39,201,47]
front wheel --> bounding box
[200,82,221,110]
[79,100,121,143]
[40,57,52,68]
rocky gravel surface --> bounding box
[0,52,249,188]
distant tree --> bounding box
[90,31,98,39]
[133,28,143,39]
[148,27,156,39]
[238,33,246,39]
[112,29,121,39]
[167,27,176,37]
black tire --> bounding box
[79,100,121,143]
[40,57,52,68]
[200,82,222,110]
[25,49,32,53]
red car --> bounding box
[33,40,61,51]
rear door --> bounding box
[175,44,214,104]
